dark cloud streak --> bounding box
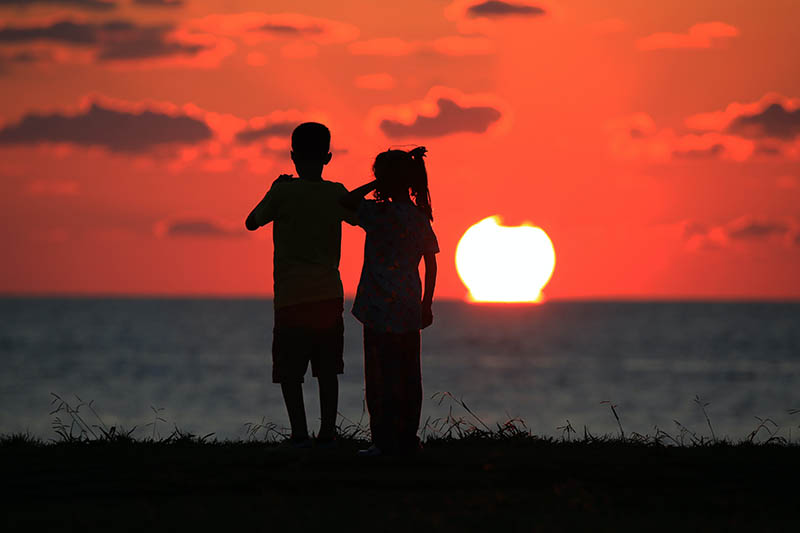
[158,218,246,238]
[727,103,800,140]
[673,144,725,159]
[259,23,323,35]
[236,122,296,144]
[380,98,502,138]
[0,102,212,152]
[728,221,789,240]
[133,0,184,6]
[0,0,117,10]
[0,19,208,61]
[467,1,546,17]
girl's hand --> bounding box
[272,174,294,186]
[421,301,433,329]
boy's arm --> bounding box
[245,175,291,230]
[421,252,437,329]
[340,180,377,211]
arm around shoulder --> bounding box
[340,180,377,212]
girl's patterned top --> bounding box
[352,200,439,333]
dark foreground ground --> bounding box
[3,436,798,532]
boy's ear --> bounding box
[323,152,332,165]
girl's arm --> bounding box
[340,180,377,211]
[421,252,437,328]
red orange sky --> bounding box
[1,0,799,300]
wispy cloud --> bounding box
[154,217,247,238]
[0,0,116,11]
[636,22,739,51]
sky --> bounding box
[1,0,799,300]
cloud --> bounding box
[727,219,790,240]
[368,86,507,139]
[727,103,800,140]
[348,36,493,56]
[466,1,545,17]
[354,73,395,90]
[187,12,358,46]
[445,0,549,34]
[0,47,56,74]
[133,0,183,6]
[234,109,324,146]
[0,98,213,152]
[0,20,99,45]
[0,0,117,10]
[672,144,725,159]
[154,217,247,238]
[0,19,234,68]
[636,22,739,51]
[681,216,795,251]
[683,94,800,157]
[236,122,295,144]
[380,99,501,138]
[607,113,755,162]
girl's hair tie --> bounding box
[409,146,427,159]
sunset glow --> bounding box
[0,1,798,299]
[455,216,555,302]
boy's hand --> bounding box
[421,301,433,329]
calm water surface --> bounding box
[1,299,798,440]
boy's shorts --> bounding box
[272,297,344,383]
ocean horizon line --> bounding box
[1,293,799,304]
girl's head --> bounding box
[372,146,433,220]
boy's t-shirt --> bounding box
[352,200,439,333]
[259,178,358,309]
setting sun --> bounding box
[455,216,556,303]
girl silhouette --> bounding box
[341,146,439,456]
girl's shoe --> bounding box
[357,445,382,457]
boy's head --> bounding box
[291,122,331,177]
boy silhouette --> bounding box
[246,122,357,445]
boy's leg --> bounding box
[309,299,344,441]
[317,374,338,440]
[280,381,309,441]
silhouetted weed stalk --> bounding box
[1,391,798,447]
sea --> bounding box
[1,299,798,442]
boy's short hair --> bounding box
[292,122,331,159]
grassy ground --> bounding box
[3,394,798,531]
[3,429,799,532]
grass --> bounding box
[2,394,799,532]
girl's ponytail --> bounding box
[408,146,433,221]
